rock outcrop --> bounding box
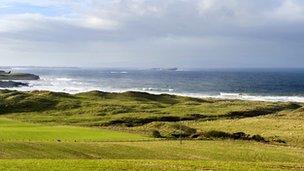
[0,81,28,88]
[0,70,39,88]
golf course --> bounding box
[0,90,303,170]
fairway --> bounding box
[0,118,149,142]
[1,159,303,171]
[0,141,303,170]
[1,141,304,161]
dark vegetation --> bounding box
[191,130,273,143]
[226,102,302,119]
[149,123,197,138]
[101,115,207,127]
[148,123,285,143]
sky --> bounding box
[0,0,304,68]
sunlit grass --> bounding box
[0,118,148,142]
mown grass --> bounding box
[1,159,303,171]
[0,141,303,161]
[0,118,148,142]
[0,141,303,170]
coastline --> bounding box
[2,87,304,103]
[2,68,304,103]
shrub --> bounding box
[202,130,231,139]
[231,132,250,140]
[170,124,197,138]
[251,134,267,142]
[151,130,162,138]
[195,130,273,143]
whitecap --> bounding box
[56,78,73,81]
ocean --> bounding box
[3,67,304,102]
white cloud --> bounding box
[269,0,304,21]
[78,17,119,30]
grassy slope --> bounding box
[0,90,304,170]
[0,118,148,142]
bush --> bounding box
[170,124,197,138]
[231,132,250,140]
[251,134,267,142]
[195,130,272,143]
[202,130,231,139]
[151,130,162,138]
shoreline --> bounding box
[1,88,304,103]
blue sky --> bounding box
[0,0,304,68]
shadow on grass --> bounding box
[100,102,302,127]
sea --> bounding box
[2,67,304,102]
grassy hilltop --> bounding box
[0,90,303,170]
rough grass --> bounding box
[1,90,299,127]
[185,115,304,147]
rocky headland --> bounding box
[0,70,39,88]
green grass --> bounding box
[0,90,304,170]
[1,90,294,127]
[1,141,303,161]
[0,141,303,170]
[1,159,303,171]
[0,118,148,142]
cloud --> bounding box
[1,0,304,41]
[269,0,304,21]
[0,0,304,67]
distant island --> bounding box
[150,67,178,71]
[0,70,39,88]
